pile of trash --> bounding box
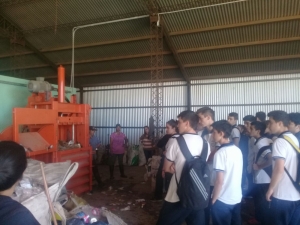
[13,159,127,225]
[12,159,71,202]
[62,192,127,225]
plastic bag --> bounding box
[129,145,139,166]
[24,159,71,185]
[138,145,146,166]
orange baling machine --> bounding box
[0,65,92,194]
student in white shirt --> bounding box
[156,110,210,225]
[266,110,300,225]
[250,121,272,225]
[197,107,218,225]
[211,120,243,225]
[227,112,240,147]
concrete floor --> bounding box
[82,165,254,225]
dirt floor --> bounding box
[82,165,254,225]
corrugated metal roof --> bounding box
[180,41,300,65]
[68,54,177,74]
[1,0,147,31]
[0,54,47,70]
[185,58,300,78]
[1,0,300,86]
[43,39,170,64]
[163,0,300,33]
[47,69,183,86]
[0,39,32,57]
[24,17,150,50]
[171,20,300,50]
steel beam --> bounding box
[0,14,57,72]
[162,21,189,82]
[170,15,300,36]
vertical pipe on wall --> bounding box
[187,81,191,110]
[58,65,65,103]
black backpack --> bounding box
[278,133,300,192]
[255,144,273,178]
[175,135,210,210]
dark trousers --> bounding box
[246,173,254,197]
[156,201,205,225]
[270,197,300,225]
[211,200,241,225]
[241,164,247,195]
[109,153,125,177]
[92,154,102,185]
[144,149,153,163]
[253,183,270,225]
[204,186,214,225]
[154,163,172,199]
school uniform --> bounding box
[253,137,272,225]
[246,137,256,196]
[211,143,243,225]
[156,133,210,225]
[230,125,240,142]
[201,128,219,225]
[270,131,300,225]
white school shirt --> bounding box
[254,137,272,184]
[213,143,243,205]
[272,132,300,201]
[230,126,240,142]
[165,133,211,203]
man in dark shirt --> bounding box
[0,141,39,225]
[288,112,300,143]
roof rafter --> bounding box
[2,36,299,71]
[0,14,57,72]
[162,24,190,82]
[169,15,300,36]
[16,54,300,80]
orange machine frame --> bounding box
[1,65,92,195]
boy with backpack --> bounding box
[156,110,210,225]
[211,120,243,225]
[227,112,240,147]
[288,112,300,143]
[197,107,218,225]
[266,111,300,225]
[250,121,272,225]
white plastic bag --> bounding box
[138,145,146,166]
[24,159,71,185]
[129,145,139,166]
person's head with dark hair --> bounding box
[243,115,256,134]
[0,141,27,194]
[249,121,266,139]
[196,107,215,131]
[116,124,121,132]
[227,112,238,126]
[211,120,232,144]
[256,112,266,122]
[143,126,150,135]
[267,110,289,135]
[177,110,199,134]
[166,119,178,135]
[288,113,300,134]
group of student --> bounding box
[155,108,300,225]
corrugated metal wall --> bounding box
[83,81,187,145]
[191,74,300,123]
[83,73,300,145]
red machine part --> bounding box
[1,66,92,195]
